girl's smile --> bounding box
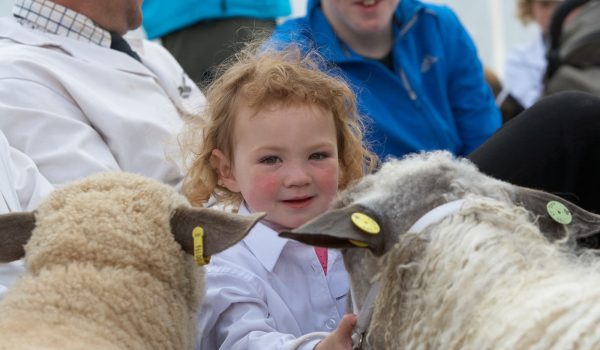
[281,196,315,209]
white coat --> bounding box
[0,130,53,299]
[502,31,547,109]
[0,17,205,186]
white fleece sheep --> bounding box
[0,172,262,350]
[282,151,600,349]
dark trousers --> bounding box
[468,91,600,213]
[161,17,276,88]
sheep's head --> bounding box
[281,151,600,314]
[0,172,263,277]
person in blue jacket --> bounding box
[143,0,291,85]
[271,0,501,160]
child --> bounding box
[180,45,378,349]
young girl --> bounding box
[180,46,378,349]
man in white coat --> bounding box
[0,130,53,299]
[0,0,206,187]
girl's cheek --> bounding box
[249,173,281,195]
[320,164,340,191]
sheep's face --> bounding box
[284,152,503,307]
[282,151,600,311]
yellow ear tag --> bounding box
[192,226,211,266]
[351,212,380,235]
[349,239,370,248]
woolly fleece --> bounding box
[286,151,600,349]
[0,172,201,349]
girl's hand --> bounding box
[315,314,357,350]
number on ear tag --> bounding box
[192,226,211,266]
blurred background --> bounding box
[0,0,539,76]
[0,0,10,18]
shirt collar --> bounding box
[238,203,289,272]
[13,0,111,48]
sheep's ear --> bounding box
[280,204,386,256]
[170,207,264,258]
[512,186,600,248]
[0,212,36,262]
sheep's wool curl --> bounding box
[0,172,202,350]
[368,197,600,349]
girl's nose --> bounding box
[283,163,312,187]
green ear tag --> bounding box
[351,212,380,234]
[192,226,211,266]
[546,201,572,225]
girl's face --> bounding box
[213,103,340,231]
[321,0,400,39]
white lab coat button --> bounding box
[324,318,337,330]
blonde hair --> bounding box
[516,0,563,24]
[180,44,379,207]
[517,0,535,24]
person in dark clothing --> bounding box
[469,91,600,214]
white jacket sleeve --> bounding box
[0,130,53,300]
[8,141,54,212]
[0,130,53,212]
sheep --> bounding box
[0,172,263,350]
[281,151,600,349]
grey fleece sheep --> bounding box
[282,151,600,349]
[0,172,262,350]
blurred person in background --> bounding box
[543,0,600,97]
[272,0,501,161]
[142,0,291,86]
[502,0,564,109]
[271,0,600,217]
[0,0,205,187]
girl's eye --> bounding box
[310,152,329,160]
[259,156,281,165]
